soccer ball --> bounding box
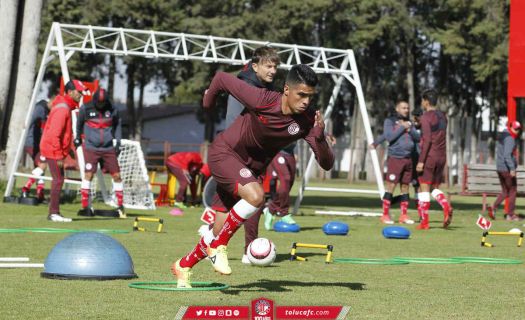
[247,238,276,267]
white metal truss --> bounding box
[4,22,384,211]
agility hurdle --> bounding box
[133,217,164,233]
[481,231,524,247]
[290,242,333,263]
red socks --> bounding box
[179,238,208,268]
[210,208,246,248]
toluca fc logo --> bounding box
[251,297,274,320]
[239,168,252,178]
[287,122,300,135]
[254,300,271,316]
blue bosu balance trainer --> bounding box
[382,226,411,239]
[322,221,349,235]
[41,232,137,280]
[274,221,300,233]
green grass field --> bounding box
[1,179,524,319]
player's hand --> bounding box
[326,134,336,146]
[401,121,411,130]
[74,137,82,148]
[510,170,516,177]
[57,159,64,168]
[314,110,325,130]
[416,162,424,172]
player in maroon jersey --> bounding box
[171,65,334,288]
[416,89,453,229]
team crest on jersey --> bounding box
[277,156,285,164]
[389,174,396,181]
[288,122,300,135]
[239,168,252,178]
[85,163,93,170]
[272,170,277,177]
[105,111,111,117]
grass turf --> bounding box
[1,179,525,319]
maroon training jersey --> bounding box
[203,72,334,176]
[418,109,447,164]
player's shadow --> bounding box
[223,279,366,295]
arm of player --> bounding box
[372,133,386,147]
[49,107,69,159]
[304,111,334,171]
[418,115,432,164]
[113,108,122,144]
[409,126,420,142]
[503,136,517,171]
[383,118,405,143]
[203,72,268,110]
[76,106,85,139]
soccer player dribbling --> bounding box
[171,64,334,288]
[416,89,453,230]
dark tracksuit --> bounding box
[24,100,49,165]
[493,129,519,214]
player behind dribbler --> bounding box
[416,89,452,230]
[40,80,87,222]
[21,99,52,202]
[379,101,419,225]
[165,151,204,208]
[74,88,126,218]
[263,142,298,230]
[172,64,334,287]
[487,120,522,221]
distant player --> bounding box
[75,88,126,218]
[488,121,522,221]
[416,89,452,229]
[40,80,87,222]
[21,99,51,202]
[172,65,334,288]
[379,101,419,225]
[165,151,204,208]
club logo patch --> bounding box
[389,174,396,181]
[272,170,277,177]
[278,156,285,164]
[239,168,252,178]
[288,122,300,135]
[105,111,111,117]
[85,163,93,170]
[39,155,46,161]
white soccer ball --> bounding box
[247,238,276,267]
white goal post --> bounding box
[4,22,384,212]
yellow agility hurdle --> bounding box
[481,231,523,247]
[133,217,164,233]
[290,242,333,263]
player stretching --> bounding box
[75,88,126,218]
[172,65,334,287]
[416,89,452,230]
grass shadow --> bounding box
[223,279,366,295]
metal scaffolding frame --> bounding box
[4,22,385,209]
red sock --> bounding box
[382,199,391,217]
[81,189,90,208]
[23,178,36,191]
[400,201,409,216]
[179,238,208,268]
[419,202,430,224]
[36,183,45,195]
[434,193,451,214]
[115,190,124,207]
[210,208,246,248]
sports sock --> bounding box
[113,181,124,207]
[431,189,450,212]
[418,192,431,223]
[399,193,409,216]
[36,181,45,196]
[382,192,393,217]
[23,167,44,191]
[179,237,208,268]
[210,199,258,248]
[81,179,91,208]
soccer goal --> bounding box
[4,22,384,213]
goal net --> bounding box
[95,139,155,210]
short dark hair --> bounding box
[252,46,280,65]
[285,64,318,88]
[421,89,438,106]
